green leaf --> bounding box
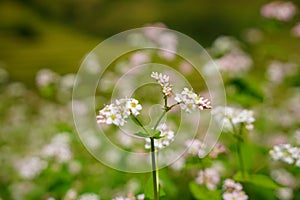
[234,172,281,189]
[248,174,281,189]
[144,177,165,200]
[149,130,161,138]
[189,182,221,200]
[134,132,150,138]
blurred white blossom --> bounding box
[261,1,297,22]
[269,144,300,167]
[185,139,206,158]
[222,179,248,200]
[36,69,59,88]
[129,51,150,66]
[291,22,300,37]
[215,50,253,74]
[266,61,297,84]
[77,193,100,200]
[41,133,73,163]
[196,167,220,190]
[276,188,294,200]
[15,156,47,180]
[212,106,255,132]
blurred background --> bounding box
[2,0,299,85]
[1,0,300,199]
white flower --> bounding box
[145,123,175,149]
[185,139,206,156]
[212,106,255,132]
[36,68,59,87]
[276,188,294,200]
[223,179,243,191]
[261,1,297,22]
[223,191,248,200]
[15,156,47,180]
[97,98,142,127]
[151,72,173,96]
[222,179,248,200]
[292,22,300,37]
[126,98,142,116]
[175,88,211,113]
[129,51,150,66]
[196,168,220,190]
[41,133,73,163]
[78,193,100,200]
[215,50,253,74]
[269,144,300,167]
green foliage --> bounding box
[189,183,221,200]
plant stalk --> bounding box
[150,137,159,200]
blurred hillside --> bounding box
[0,0,300,85]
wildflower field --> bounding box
[0,1,300,200]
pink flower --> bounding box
[261,1,297,22]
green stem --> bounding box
[229,119,246,179]
[236,139,245,179]
[150,137,159,200]
[132,116,149,134]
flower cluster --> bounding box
[261,1,297,22]
[222,179,248,200]
[269,144,300,167]
[41,133,73,163]
[292,22,300,37]
[78,193,100,200]
[212,106,255,132]
[113,193,144,200]
[215,50,253,74]
[266,61,297,84]
[175,88,212,113]
[145,123,175,149]
[195,167,220,190]
[97,98,142,126]
[14,156,48,180]
[185,139,206,157]
[151,71,173,96]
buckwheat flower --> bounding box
[212,106,255,132]
[151,72,173,96]
[223,190,248,200]
[266,61,297,84]
[36,68,59,88]
[269,144,300,167]
[78,193,100,200]
[222,179,248,200]
[215,50,253,74]
[145,123,175,149]
[276,188,294,200]
[209,142,226,158]
[196,167,220,190]
[291,22,300,37]
[271,169,297,187]
[15,156,48,180]
[41,133,73,163]
[175,88,211,113]
[223,179,243,192]
[261,1,297,22]
[112,197,130,200]
[185,139,204,156]
[129,51,150,66]
[126,98,142,116]
[97,98,142,127]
